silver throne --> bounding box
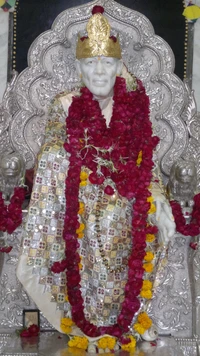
[0,0,200,355]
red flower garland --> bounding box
[170,193,200,237]
[52,76,159,338]
[0,187,25,253]
[19,324,40,338]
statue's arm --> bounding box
[149,150,176,244]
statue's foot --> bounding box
[87,341,120,354]
[141,324,158,341]
[87,343,97,353]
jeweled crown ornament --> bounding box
[76,5,122,59]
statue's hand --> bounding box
[154,196,176,245]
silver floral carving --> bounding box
[148,234,192,338]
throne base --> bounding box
[0,332,192,355]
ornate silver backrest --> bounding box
[0,0,190,180]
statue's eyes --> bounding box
[105,60,112,65]
[86,60,95,65]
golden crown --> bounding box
[76,6,121,59]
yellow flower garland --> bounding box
[68,336,89,350]
[133,312,153,334]
[138,312,152,329]
[97,336,116,350]
[60,317,74,334]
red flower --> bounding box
[20,324,40,338]
[104,185,115,195]
[170,196,200,237]
[28,324,40,336]
[92,5,104,14]
[89,172,105,185]
[110,35,117,43]
[190,242,198,250]
[0,246,12,253]
[0,187,25,236]
[20,329,31,338]
[80,36,88,41]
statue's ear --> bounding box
[117,59,123,76]
[75,59,81,76]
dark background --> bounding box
[15,0,185,79]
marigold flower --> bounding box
[148,203,156,214]
[80,171,88,181]
[144,251,154,262]
[133,322,145,335]
[65,295,69,302]
[142,280,153,291]
[146,233,155,242]
[143,262,154,273]
[79,181,87,187]
[60,318,74,334]
[121,335,136,352]
[61,317,74,327]
[76,223,85,234]
[77,232,84,239]
[97,336,116,350]
[136,150,142,166]
[68,336,89,350]
[147,196,154,203]
[140,289,152,299]
[78,262,83,270]
[60,325,72,334]
[138,312,152,329]
[78,202,85,215]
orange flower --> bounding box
[78,202,85,215]
[146,234,155,243]
[143,262,154,273]
[142,280,153,291]
[140,289,152,299]
[138,312,152,329]
[76,223,85,234]
[144,251,154,262]
[133,323,145,334]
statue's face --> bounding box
[176,164,196,184]
[76,56,123,98]
[0,155,22,177]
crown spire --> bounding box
[76,6,121,59]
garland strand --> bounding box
[170,193,200,237]
[0,187,25,253]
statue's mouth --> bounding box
[93,79,107,87]
[3,169,19,176]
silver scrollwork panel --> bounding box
[0,0,188,176]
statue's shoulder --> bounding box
[45,89,81,146]
[50,89,81,115]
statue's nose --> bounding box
[95,60,105,75]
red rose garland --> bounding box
[170,193,200,237]
[0,187,25,253]
[51,76,159,338]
